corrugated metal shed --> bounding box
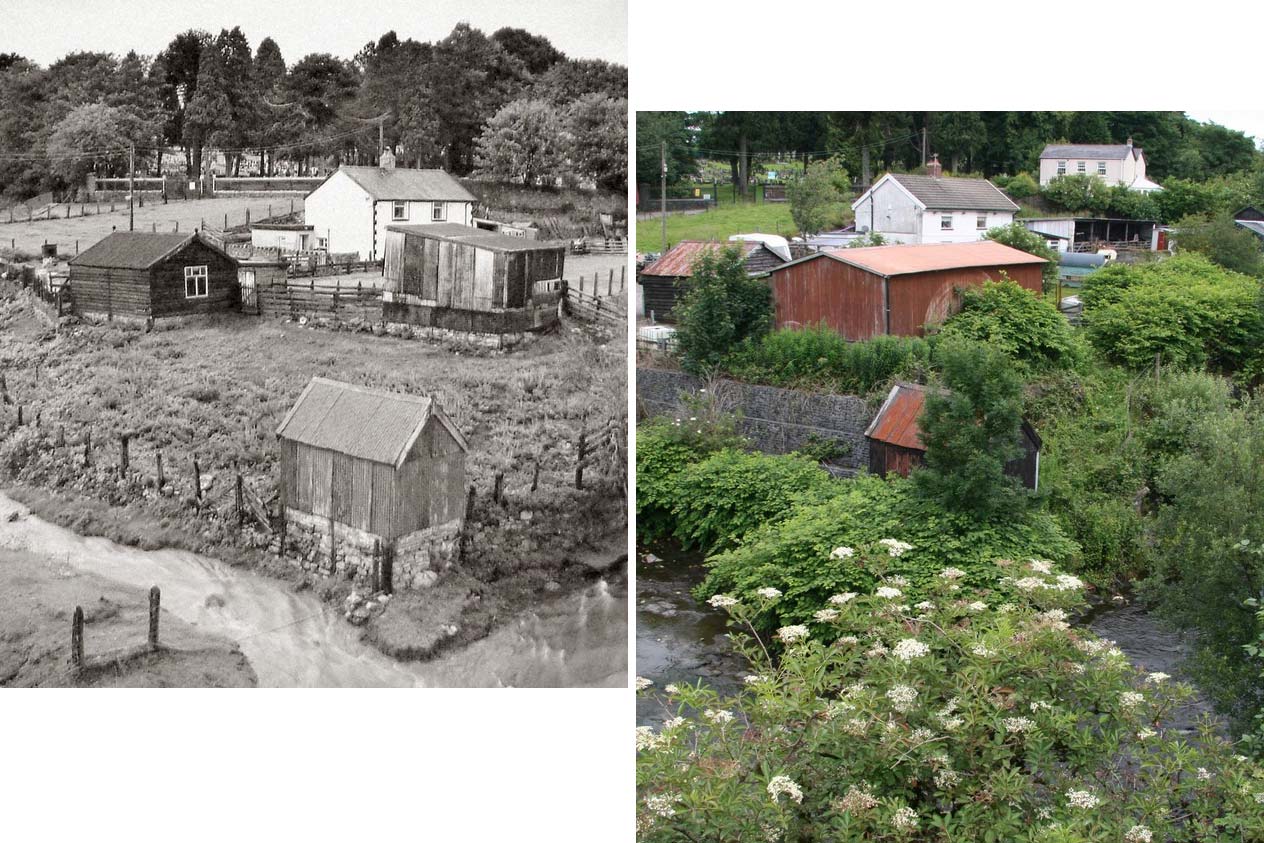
[885,174,1018,212]
[864,383,927,450]
[330,166,477,202]
[276,378,467,468]
[386,223,558,253]
[639,240,760,277]
[824,241,1047,277]
[70,232,234,269]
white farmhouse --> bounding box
[1037,139,1161,192]
[851,163,1019,245]
[303,151,477,261]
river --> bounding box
[0,493,627,688]
[636,542,1220,731]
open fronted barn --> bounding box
[67,231,239,320]
[381,223,566,336]
[277,377,468,592]
[767,240,1047,340]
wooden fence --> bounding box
[255,282,382,321]
[565,286,625,327]
[569,265,626,297]
[287,259,382,279]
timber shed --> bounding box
[767,240,1046,340]
[381,223,566,335]
[638,239,785,322]
[865,382,1041,490]
[67,231,239,320]
[276,377,468,592]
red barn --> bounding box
[766,240,1047,339]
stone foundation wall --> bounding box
[284,507,463,590]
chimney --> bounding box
[927,154,942,178]
[1126,136,1133,150]
[379,148,396,172]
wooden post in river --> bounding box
[148,587,160,650]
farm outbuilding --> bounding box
[638,239,786,322]
[276,377,468,592]
[380,223,566,336]
[865,382,1042,490]
[766,240,1047,340]
[67,231,239,320]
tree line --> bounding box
[0,24,627,201]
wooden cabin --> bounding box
[67,231,239,320]
[276,377,468,592]
[865,382,1042,490]
[638,239,786,322]
[381,223,566,335]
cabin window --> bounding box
[1097,161,1107,175]
[431,203,446,222]
[940,214,953,230]
[1076,161,1086,173]
[183,265,208,298]
[392,201,407,221]
[1056,160,1066,176]
[317,237,329,249]
[976,214,988,230]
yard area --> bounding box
[0,284,626,662]
[636,203,801,252]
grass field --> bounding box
[0,195,304,257]
[636,203,799,253]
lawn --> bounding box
[637,203,799,253]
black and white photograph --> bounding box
[0,0,628,690]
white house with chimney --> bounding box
[851,158,1019,244]
[303,151,477,261]
[1037,139,1162,192]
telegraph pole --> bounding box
[660,141,667,254]
[128,144,135,232]
[921,127,927,168]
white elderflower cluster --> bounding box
[636,726,667,752]
[966,601,987,613]
[767,775,803,804]
[915,601,936,612]
[814,608,840,623]
[836,634,860,645]
[879,538,913,557]
[1066,789,1101,809]
[664,683,679,694]
[777,625,810,644]
[939,567,967,580]
[835,783,879,813]
[1119,691,1145,708]
[1196,767,1212,781]
[909,727,936,744]
[829,592,858,605]
[820,700,855,722]
[1051,573,1084,591]
[866,640,889,658]
[971,643,995,658]
[892,638,931,661]
[887,575,910,587]
[756,587,783,600]
[1145,672,1171,684]
[886,684,919,712]
[1029,700,1053,712]
[1003,717,1035,734]
[635,676,653,691]
[1136,727,1156,740]
[997,602,1017,613]
[744,674,768,686]
[934,768,962,789]
[707,594,738,609]
[703,709,734,724]
[829,546,855,559]
[1124,826,1153,843]
[891,806,918,832]
[644,793,677,819]
[1013,576,1046,592]
[875,586,903,599]
[1027,559,1053,574]
[842,717,869,736]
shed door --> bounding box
[240,269,256,309]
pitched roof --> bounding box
[275,377,467,468]
[1235,219,1264,240]
[386,222,563,253]
[332,166,477,202]
[639,240,762,277]
[864,383,927,450]
[811,240,1048,278]
[69,231,234,270]
[1039,144,1138,160]
[884,173,1018,211]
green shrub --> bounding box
[1004,171,1039,198]
[1042,173,1110,214]
[722,327,932,395]
[1175,212,1264,276]
[982,222,1059,291]
[636,412,745,543]
[939,279,1082,372]
[674,245,773,375]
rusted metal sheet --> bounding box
[889,263,1043,335]
[769,255,886,340]
[866,384,927,451]
[640,240,758,277]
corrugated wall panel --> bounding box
[330,452,353,524]
[770,259,886,340]
[371,462,395,538]
[382,230,405,292]
[309,447,333,518]
[351,458,374,532]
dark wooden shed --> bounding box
[276,377,468,591]
[381,223,566,334]
[767,240,1047,340]
[865,382,1041,490]
[638,239,786,322]
[67,231,239,320]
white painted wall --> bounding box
[920,209,1016,244]
[304,170,375,258]
[373,200,473,259]
[853,178,922,240]
[1038,151,1147,188]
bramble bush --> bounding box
[981,223,1059,291]
[938,280,1083,373]
[722,327,933,396]
[639,547,1264,842]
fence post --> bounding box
[156,451,164,490]
[193,458,202,501]
[608,269,613,296]
[15,405,22,426]
[71,606,84,673]
[236,473,244,529]
[531,459,541,493]
[621,264,626,291]
[575,428,588,490]
[83,430,91,466]
[57,425,65,448]
[148,586,160,650]
[119,432,130,473]
[493,472,504,505]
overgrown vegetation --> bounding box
[722,328,932,396]
[673,246,773,375]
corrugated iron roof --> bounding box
[1236,219,1264,239]
[70,232,229,270]
[335,166,477,202]
[640,240,760,278]
[821,240,1049,278]
[864,383,927,450]
[276,377,467,467]
[386,223,563,253]
[886,174,1018,211]
[1040,144,1137,160]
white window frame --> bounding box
[976,213,988,230]
[940,214,953,231]
[184,265,208,299]
[431,203,446,222]
[392,201,408,221]
[317,236,329,249]
[1097,161,1107,175]
[1076,161,1086,174]
[1056,160,1067,176]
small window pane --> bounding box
[1076,161,1086,173]
[392,201,407,221]
[432,203,446,221]
[1097,161,1107,175]
[183,265,208,299]
[940,215,953,230]
[976,214,987,230]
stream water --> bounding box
[0,493,627,688]
[636,542,1221,732]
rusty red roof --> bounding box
[824,240,1048,278]
[864,383,928,450]
[640,240,759,278]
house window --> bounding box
[184,265,208,299]
[316,237,328,249]
[940,214,953,230]
[1057,161,1066,176]
[392,201,407,221]
[1076,161,1086,173]
[431,203,446,222]
[1097,161,1107,175]
[976,214,987,230]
